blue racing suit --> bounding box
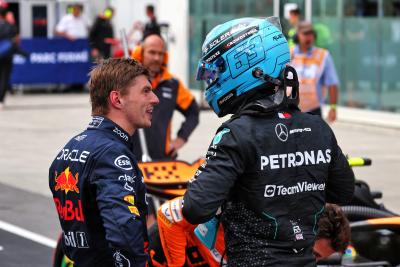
[49,116,149,267]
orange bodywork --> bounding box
[139,159,204,185]
[367,217,400,225]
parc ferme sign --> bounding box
[11,38,93,84]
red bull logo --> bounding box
[54,167,80,194]
[53,198,85,222]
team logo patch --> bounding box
[54,167,79,194]
[275,123,289,142]
[212,128,231,145]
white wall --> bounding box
[158,0,189,86]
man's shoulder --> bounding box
[296,111,333,132]
[218,115,254,136]
[71,130,136,167]
[67,128,126,154]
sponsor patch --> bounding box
[260,149,331,170]
[128,206,140,216]
[113,127,129,142]
[118,174,136,192]
[202,20,252,54]
[56,149,90,163]
[53,198,84,222]
[123,195,135,205]
[63,231,89,248]
[162,92,172,99]
[264,181,325,198]
[114,155,133,170]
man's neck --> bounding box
[104,112,135,136]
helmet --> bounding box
[196,17,290,117]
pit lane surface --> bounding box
[0,183,59,267]
[0,227,54,267]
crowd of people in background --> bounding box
[0,2,162,106]
[55,3,161,61]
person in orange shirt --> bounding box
[131,34,199,161]
[131,34,199,228]
[150,201,350,266]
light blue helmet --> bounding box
[196,17,291,117]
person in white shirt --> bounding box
[55,4,89,41]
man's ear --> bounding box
[109,90,123,110]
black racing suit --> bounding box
[49,116,150,267]
[182,99,355,267]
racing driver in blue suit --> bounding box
[49,58,159,267]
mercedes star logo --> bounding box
[275,123,289,142]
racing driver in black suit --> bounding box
[175,17,355,266]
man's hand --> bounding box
[326,107,337,123]
[169,137,186,158]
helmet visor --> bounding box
[195,57,225,87]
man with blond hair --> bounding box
[49,58,159,267]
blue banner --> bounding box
[11,38,93,84]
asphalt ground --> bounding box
[0,228,54,267]
[0,92,399,266]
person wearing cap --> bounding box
[290,21,339,122]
